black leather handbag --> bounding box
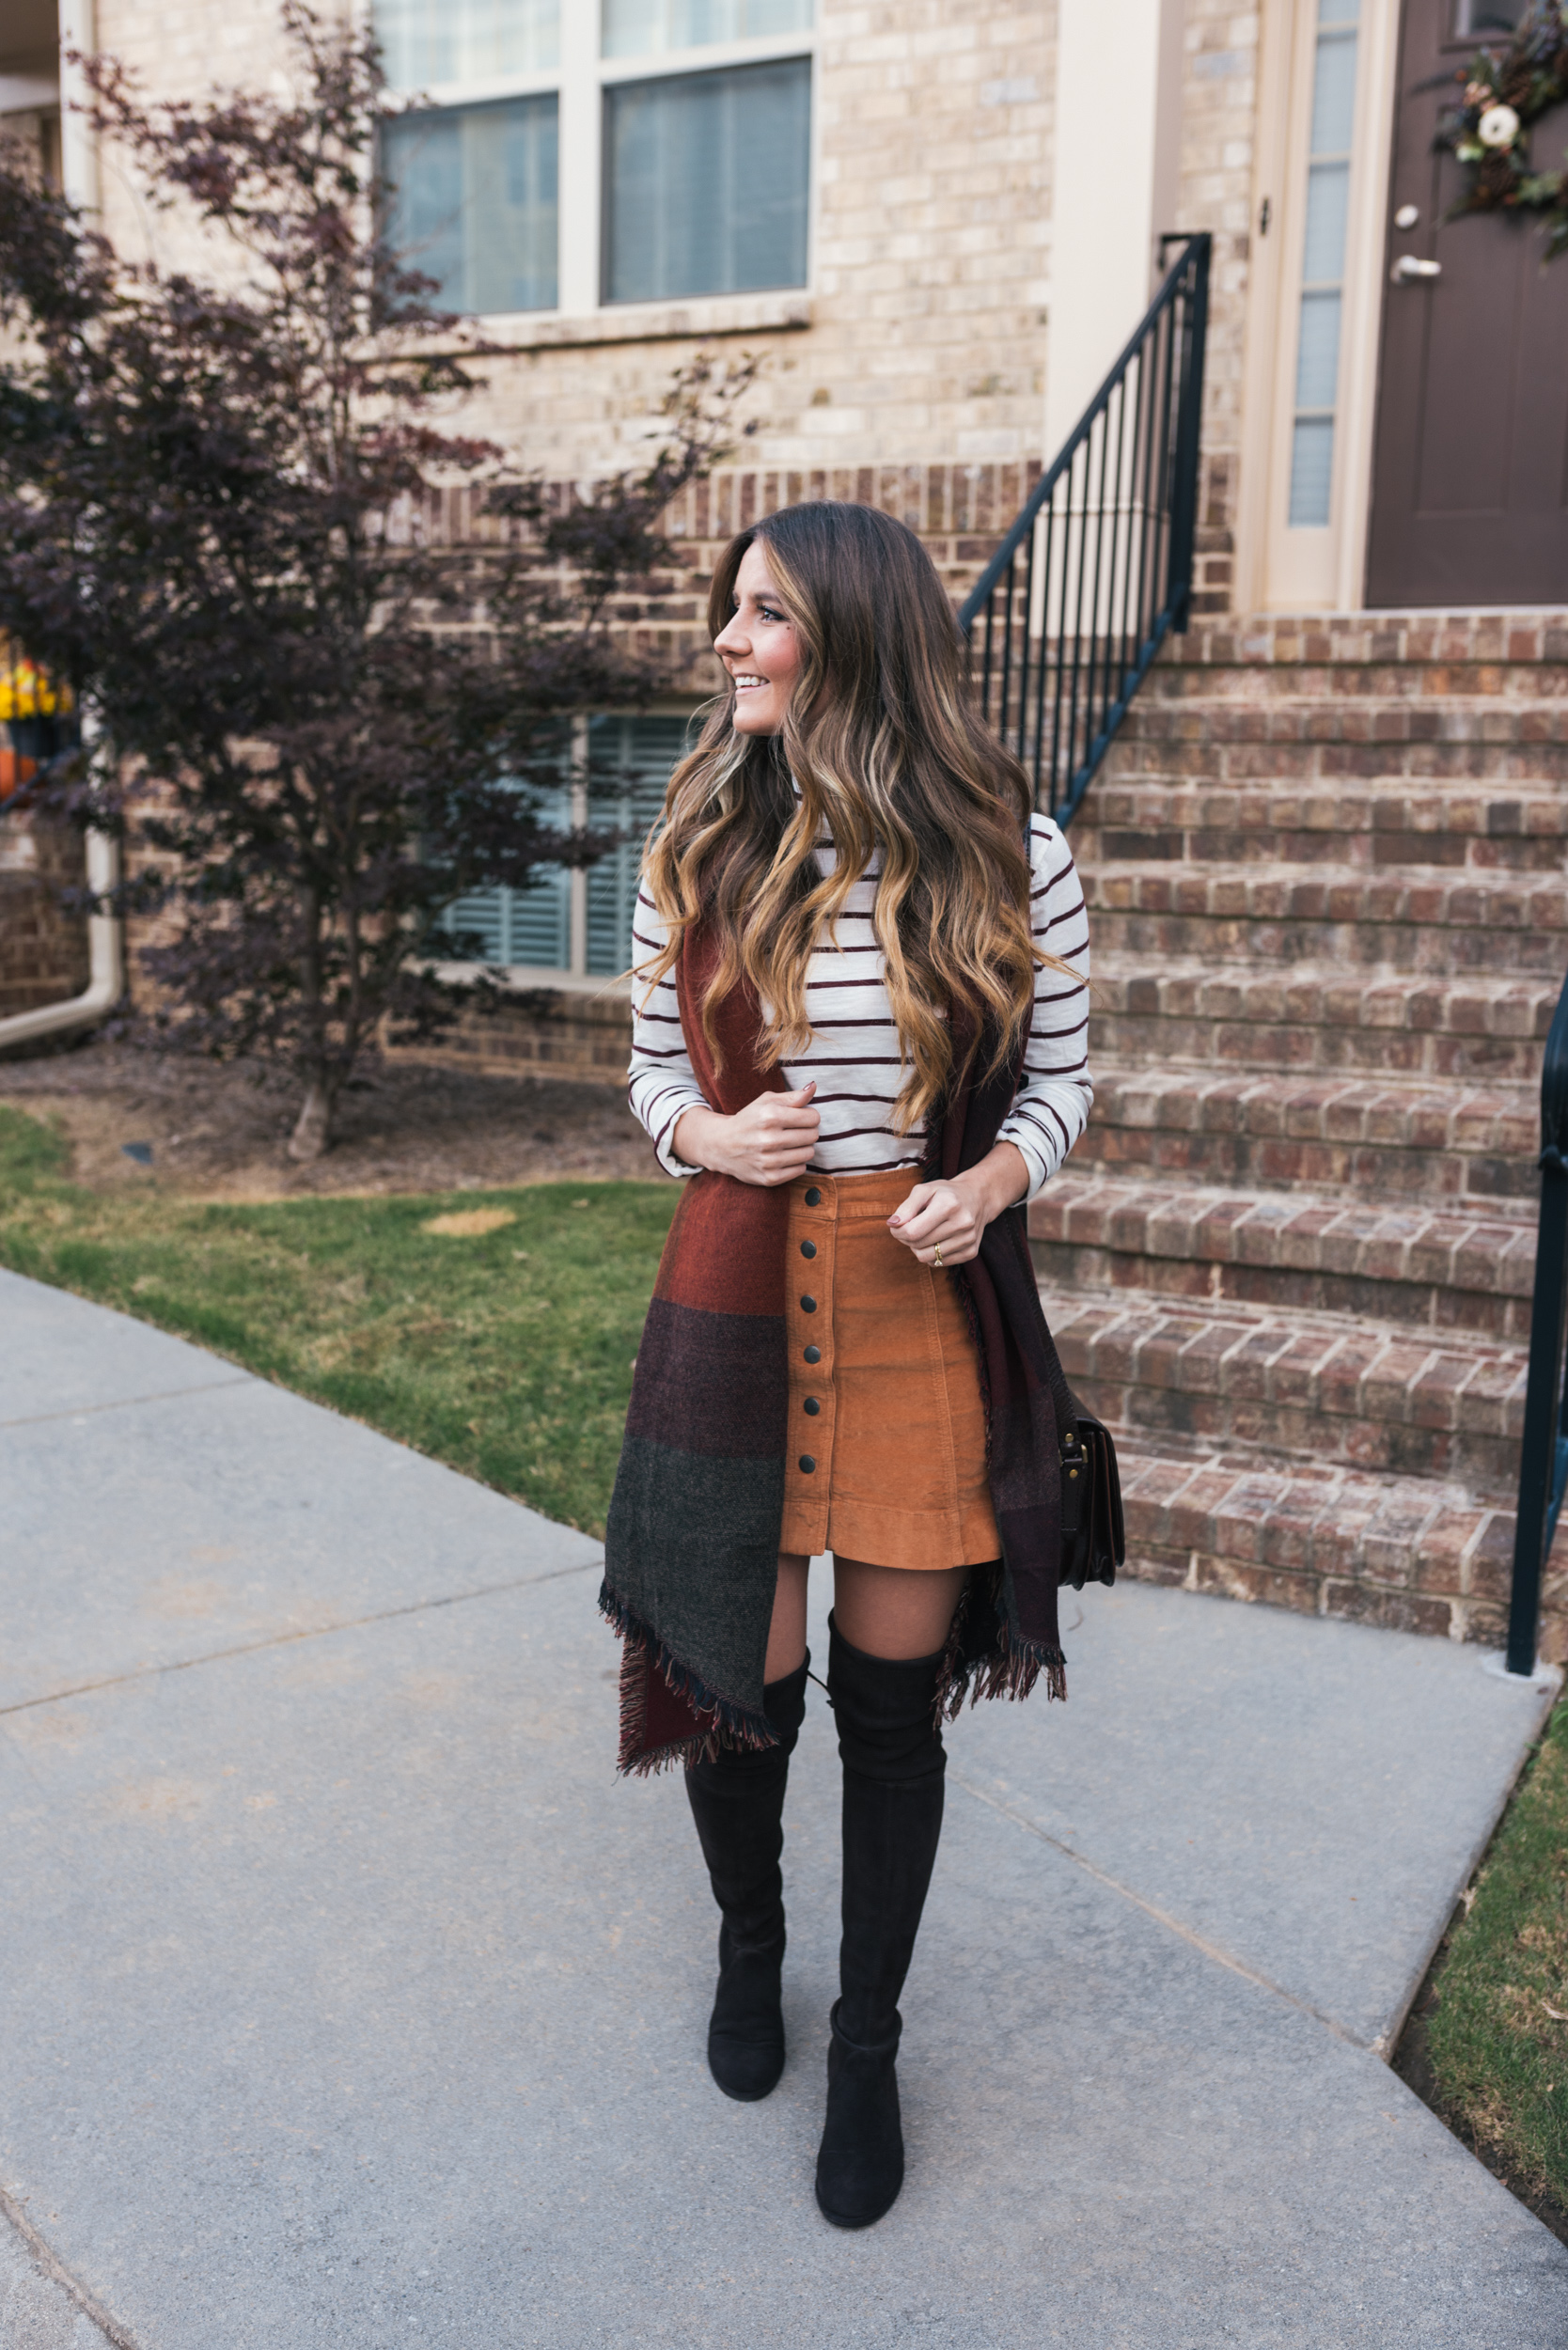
[1040,1325,1124,1590]
[1057,1402,1124,1590]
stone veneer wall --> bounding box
[92,0,1056,481]
[85,0,1264,619]
[86,0,1262,621]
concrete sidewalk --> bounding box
[3,1262,1567,2350]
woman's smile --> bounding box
[713,540,803,734]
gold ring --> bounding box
[932,1244,944,1268]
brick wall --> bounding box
[414,455,1042,691]
[1176,0,1261,617]
[126,460,1036,1068]
[0,810,88,1022]
[92,0,1054,483]
[1055,611,1568,1654]
[86,0,1269,622]
[90,0,1274,1060]
[391,988,635,1089]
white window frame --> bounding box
[380,6,819,325]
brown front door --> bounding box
[1367,0,1568,605]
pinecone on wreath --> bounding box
[1435,0,1568,254]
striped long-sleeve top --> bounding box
[627,811,1092,1200]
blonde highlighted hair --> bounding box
[642,501,1075,1132]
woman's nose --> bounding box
[713,610,748,657]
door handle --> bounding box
[1390,254,1441,283]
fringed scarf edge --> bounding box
[599,1579,777,1778]
[933,1557,1068,1725]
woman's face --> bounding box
[713,540,802,736]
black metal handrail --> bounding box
[1508,967,1568,1675]
[959,233,1211,828]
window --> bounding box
[585,715,692,974]
[376,0,813,317]
[604,59,810,304]
[1287,0,1359,528]
[444,780,572,967]
[382,96,558,313]
[376,0,558,88]
[603,1,813,58]
[444,716,692,978]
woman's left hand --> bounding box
[887,1142,1030,1268]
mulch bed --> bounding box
[0,1037,658,1198]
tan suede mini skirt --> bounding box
[777,1165,1002,1570]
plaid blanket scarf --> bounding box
[600,922,1069,1774]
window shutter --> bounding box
[586,715,693,977]
[444,780,572,968]
[444,885,506,964]
[506,868,572,967]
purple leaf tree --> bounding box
[0,2,754,1155]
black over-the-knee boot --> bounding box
[815,1612,947,2230]
[682,1654,809,2102]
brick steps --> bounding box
[1137,607,1568,683]
[1043,1286,1525,1496]
[1090,959,1554,1082]
[1075,781,1568,872]
[1059,614,1565,1652]
[1078,1064,1536,1207]
[1030,1173,1535,1340]
[1101,744,1568,791]
[1109,1436,1514,1644]
[1084,863,1567,975]
[1121,693,1568,739]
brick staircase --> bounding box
[1030,612,1568,1658]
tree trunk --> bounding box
[288,1074,335,1161]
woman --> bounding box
[603,500,1091,2230]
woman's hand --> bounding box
[672,1083,821,1187]
[887,1141,1029,1267]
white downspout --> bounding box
[0,826,124,1050]
[0,0,125,1055]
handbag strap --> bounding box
[1000,1200,1085,1455]
[1038,1305,1086,1459]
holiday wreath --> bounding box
[1435,1,1568,258]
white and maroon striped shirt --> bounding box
[627,812,1091,1200]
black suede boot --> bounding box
[815,1614,947,2230]
[683,1654,809,2101]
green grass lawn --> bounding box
[1412,1693,1568,2228]
[0,1102,675,1536]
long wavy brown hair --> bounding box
[641,501,1075,1132]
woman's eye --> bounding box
[760,604,785,623]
